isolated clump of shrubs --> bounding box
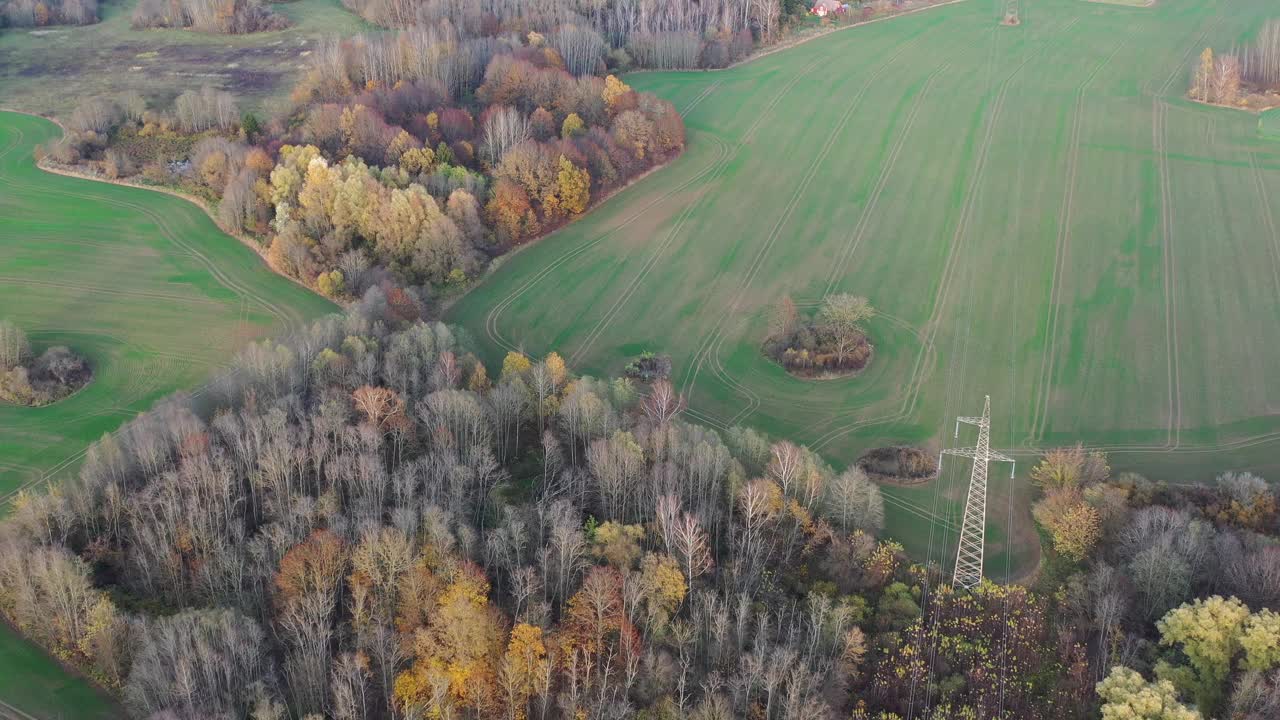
[623,351,672,381]
[0,320,92,407]
[858,446,938,482]
[763,293,875,378]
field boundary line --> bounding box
[567,134,736,365]
[1249,153,1280,307]
[820,63,950,298]
[1028,36,1130,442]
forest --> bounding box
[1,288,1278,719]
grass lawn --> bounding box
[1262,107,1280,139]
[0,110,337,716]
[0,0,371,118]
[0,622,118,720]
[448,0,1280,580]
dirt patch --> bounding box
[857,445,939,484]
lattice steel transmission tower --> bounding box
[940,396,1016,589]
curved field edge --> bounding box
[0,110,337,719]
[447,0,1280,580]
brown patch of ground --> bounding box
[858,445,939,485]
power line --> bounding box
[940,395,1016,589]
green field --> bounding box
[1263,107,1280,139]
[0,110,336,716]
[449,0,1280,578]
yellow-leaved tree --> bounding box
[393,562,504,718]
[1096,666,1200,720]
[557,155,591,215]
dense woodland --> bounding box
[1,291,1278,719]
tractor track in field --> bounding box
[481,131,735,354]
[1027,35,1131,443]
[1153,106,1181,450]
[7,233,197,257]
[1249,153,1280,307]
[804,20,1076,452]
[567,134,736,366]
[820,64,951,298]
[681,21,946,416]
[1138,11,1228,451]
[0,698,41,720]
[678,81,722,116]
[0,131,304,342]
[484,55,827,355]
[0,276,230,308]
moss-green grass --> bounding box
[0,622,119,720]
[0,0,372,118]
[1262,107,1280,138]
[0,110,337,716]
[449,0,1280,579]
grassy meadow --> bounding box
[448,0,1280,579]
[0,0,369,118]
[0,111,336,716]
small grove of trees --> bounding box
[0,0,97,26]
[131,0,288,33]
[1190,47,1243,106]
[0,319,92,407]
[1029,443,1110,562]
[762,294,875,377]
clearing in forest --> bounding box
[449,0,1280,578]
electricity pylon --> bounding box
[940,395,1016,589]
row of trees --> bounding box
[131,0,289,33]
[336,0,785,69]
[0,0,96,26]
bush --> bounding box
[0,344,92,406]
[623,352,671,381]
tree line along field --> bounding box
[0,110,336,717]
[448,0,1280,579]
